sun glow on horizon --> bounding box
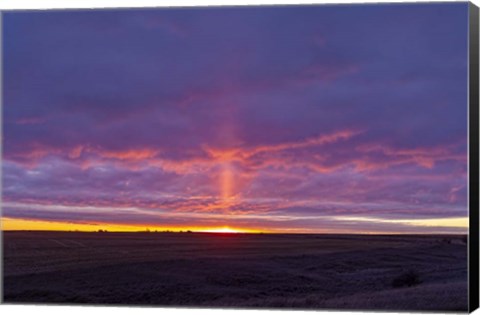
[0,218,263,234]
[197,226,249,233]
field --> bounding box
[2,231,468,311]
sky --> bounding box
[2,3,470,233]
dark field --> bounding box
[2,231,468,311]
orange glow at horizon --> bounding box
[1,217,143,232]
[1,217,468,235]
[1,217,264,233]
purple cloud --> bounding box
[2,3,469,233]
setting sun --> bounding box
[199,227,250,233]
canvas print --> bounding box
[1,2,478,312]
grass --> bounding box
[392,270,422,288]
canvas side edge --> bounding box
[469,1,480,313]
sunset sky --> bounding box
[2,3,470,233]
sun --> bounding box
[200,227,244,233]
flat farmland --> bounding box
[2,232,468,311]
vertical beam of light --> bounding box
[217,97,238,206]
[220,161,234,200]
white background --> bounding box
[0,0,479,315]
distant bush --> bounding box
[391,270,421,288]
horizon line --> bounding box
[1,229,469,236]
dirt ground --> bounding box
[2,231,468,311]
